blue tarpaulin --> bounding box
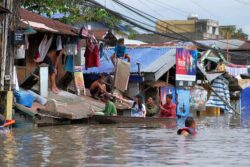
[83,47,175,74]
[241,88,250,126]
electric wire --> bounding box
[113,0,245,48]
[85,0,247,57]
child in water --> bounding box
[177,116,197,136]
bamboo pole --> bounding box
[226,32,229,62]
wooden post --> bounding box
[226,31,229,62]
[0,0,15,120]
[39,65,49,97]
[0,1,11,90]
[166,71,169,84]
[4,0,18,91]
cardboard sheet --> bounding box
[114,59,130,92]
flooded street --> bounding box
[0,115,250,167]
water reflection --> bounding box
[0,115,249,167]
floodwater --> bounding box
[0,114,250,167]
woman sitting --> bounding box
[146,97,159,117]
[115,94,146,117]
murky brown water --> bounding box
[0,115,250,167]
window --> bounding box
[212,27,216,35]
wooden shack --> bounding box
[14,9,105,127]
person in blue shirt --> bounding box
[111,38,131,66]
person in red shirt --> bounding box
[160,94,176,118]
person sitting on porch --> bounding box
[42,47,60,94]
[146,96,159,117]
[90,75,107,98]
[216,59,226,72]
[160,94,176,118]
[111,38,131,66]
[91,93,117,116]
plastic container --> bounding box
[15,91,35,108]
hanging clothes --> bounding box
[206,76,232,113]
[225,66,248,77]
[24,35,29,50]
[64,55,74,72]
[35,35,53,62]
[15,45,25,59]
[99,42,104,58]
[85,35,100,70]
[56,35,62,51]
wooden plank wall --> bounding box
[16,33,68,86]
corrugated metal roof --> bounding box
[196,39,245,50]
[19,8,78,36]
[83,47,176,74]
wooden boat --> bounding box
[91,115,176,124]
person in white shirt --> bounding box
[115,94,147,117]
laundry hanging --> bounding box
[225,66,248,77]
[84,34,100,70]
[99,42,104,58]
[35,35,53,62]
[15,45,25,59]
[24,35,29,50]
[56,35,62,51]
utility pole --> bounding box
[0,0,15,120]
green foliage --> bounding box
[232,28,249,40]
[219,26,248,40]
[22,0,121,28]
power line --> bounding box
[112,0,191,41]
[137,0,164,19]
[234,0,250,5]
[86,0,245,57]
[113,0,244,48]
[145,0,197,34]
[153,0,189,16]
[191,0,218,19]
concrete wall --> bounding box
[156,19,219,36]
[156,20,196,33]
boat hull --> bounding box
[91,115,176,124]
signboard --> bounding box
[74,66,85,95]
[176,48,198,82]
[176,88,190,117]
[12,31,25,45]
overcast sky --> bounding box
[96,0,250,38]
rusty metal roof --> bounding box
[19,8,78,36]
